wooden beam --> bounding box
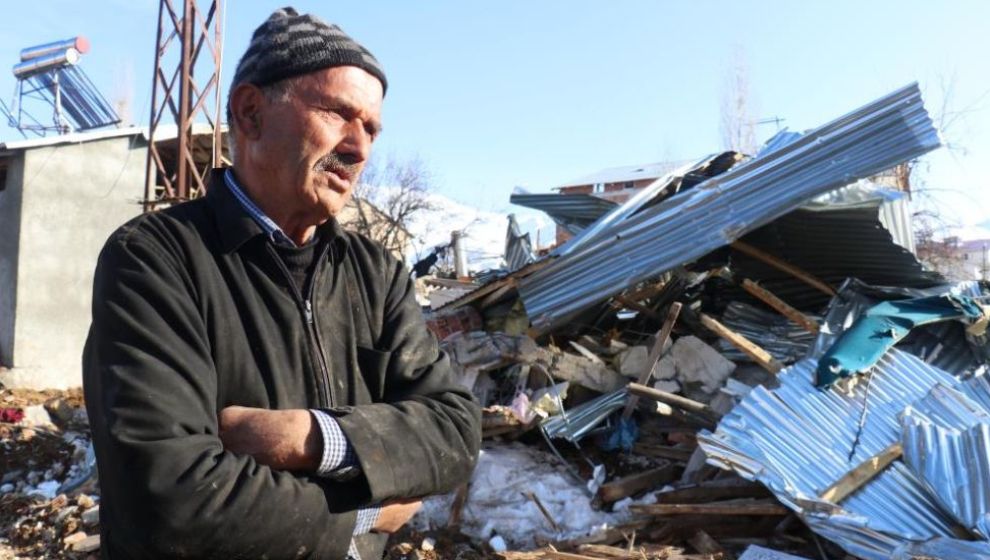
[656,479,771,504]
[819,443,902,503]
[741,279,819,334]
[731,240,836,297]
[612,295,660,321]
[524,491,562,532]
[630,500,789,516]
[627,383,721,422]
[597,463,682,503]
[699,314,784,374]
[632,443,695,463]
[622,302,683,419]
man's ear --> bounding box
[229,83,265,140]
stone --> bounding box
[670,336,736,394]
[72,534,101,553]
[44,398,75,426]
[63,531,88,546]
[420,537,435,551]
[652,379,681,394]
[81,505,100,527]
[655,355,677,380]
[550,351,626,393]
[618,346,649,377]
[489,535,508,552]
[76,494,96,510]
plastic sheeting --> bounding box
[816,294,986,387]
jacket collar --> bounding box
[206,168,350,253]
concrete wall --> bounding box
[0,135,147,388]
[0,154,26,367]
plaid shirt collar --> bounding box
[223,169,298,248]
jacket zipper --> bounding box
[306,243,336,408]
[266,243,335,408]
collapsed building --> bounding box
[414,82,990,559]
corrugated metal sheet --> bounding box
[697,349,978,560]
[554,151,739,257]
[902,378,990,538]
[518,83,942,333]
[716,301,816,364]
[509,193,617,234]
[557,161,677,189]
[505,214,536,272]
[732,196,940,311]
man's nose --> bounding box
[337,119,371,162]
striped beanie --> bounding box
[231,7,387,93]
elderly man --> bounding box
[83,7,481,559]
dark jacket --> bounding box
[83,171,481,559]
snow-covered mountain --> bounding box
[403,192,552,273]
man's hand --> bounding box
[373,498,422,533]
[218,406,321,471]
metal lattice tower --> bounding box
[144,0,224,211]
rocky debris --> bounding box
[1,386,97,559]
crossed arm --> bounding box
[83,231,481,559]
[216,405,421,533]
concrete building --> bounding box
[0,125,407,389]
[0,126,221,389]
[961,238,990,280]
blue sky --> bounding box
[2,1,988,240]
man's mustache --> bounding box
[314,153,361,181]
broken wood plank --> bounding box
[699,314,784,374]
[622,302,683,419]
[819,442,902,503]
[478,282,517,308]
[731,240,836,297]
[657,478,771,504]
[631,500,790,516]
[741,279,820,334]
[627,382,721,421]
[680,446,719,484]
[612,295,661,321]
[687,530,735,560]
[621,280,669,304]
[574,544,641,559]
[597,463,682,503]
[632,443,695,463]
[524,491,562,532]
[568,341,605,364]
[448,483,469,528]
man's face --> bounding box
[251,66,383,220]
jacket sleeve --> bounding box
[83,229,356,559]
[332,252,482,503]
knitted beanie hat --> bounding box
[230,7,387,93]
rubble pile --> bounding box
[407,84,990,559]
[3,83,989,560]
[0,388,99,559]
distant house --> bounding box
[551,161,676,244]
[961,238,990,280]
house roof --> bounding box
[0,123,225,152]
[961,238,990,252]
[557,161,681,189]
